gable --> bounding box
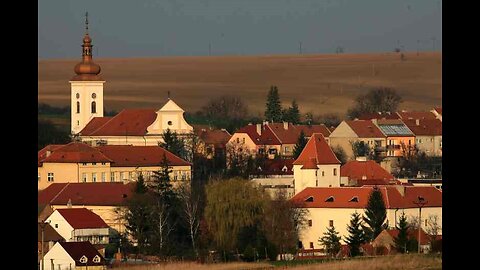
[329,121,358,138]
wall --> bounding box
[386,136,416,157]
[43,243,75,270]
[293,164,341,194]
[71,81,105,135]
[416,135,442,157]
[46,211,75,242]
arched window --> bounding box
[91,101,96,113]
[76,101,80,113]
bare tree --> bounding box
[156,201,174,253]
[425,215,441,251]
[178,182,201,258]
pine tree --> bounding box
[318,225,342,257]
[160,128,187,160]
[362,187,387,241]
[135,173,148,194]
[293,130,308,159]
[345,212,366,257]
[394,212,409,253]
[287,100,300,124]
[265,86,282,122]
[149,153,175,205]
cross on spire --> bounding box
[85,12,89,34]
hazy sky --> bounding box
[38,0,442,59]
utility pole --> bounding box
[413,196,428,253]
[39,220,50,270]
[299,41,302,55]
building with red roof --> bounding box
[250,159,295,198]
[340,159,396,186]
[290,185,442,250]
[39,182,134,234]
[373,228,431,254]
[44,241,106,270]
[38,142,191,190]
[329,120,387,161]
[193,126,232,159]
[293,133,341,194]
[402,118,442,156]
[46,208,110,245]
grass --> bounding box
[38,52,441,117]
[111,254,441,270]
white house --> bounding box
[293,133,342,194]
[43,241,106,270]
[46,208,110,245]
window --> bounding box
[77,120,80,126]
[47,173,54,182]
[167,121,172,126]
[285,146,289,153]
[91,101,97,113]
[91,93,96,99]
[333,168,337,176]
[408,140,411,145]
[101,162,106,165]
[329,220,334,227]
[322,171,325,177]
[242,138,245,143]
[92,173,97,182]
[316,180,318,186]
[237,138,240,143]
[79,256,88,264]
[110,172,115,182]
[76,93,80,99]
[309,242,314,249]
[206,146,213,154]
[82,173,87,182]
[425,219,428,227]
[92,162,96,165]
[129,172,133,180]
[82,163,87,166]
[120,172,125,181]
[76,101,80,113]
[55,224,58,228]
[349,196,359,202]
[308,220,312,227]
[101,172,106,182]
[93,255,101,263]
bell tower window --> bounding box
[91,101,97,113]
[76,101,80,113]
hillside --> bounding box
[38,52,441,118]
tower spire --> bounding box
[85,11,89,34]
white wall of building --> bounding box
[43,242,75,270]
[71,81,105,135]
[46,211,75,242]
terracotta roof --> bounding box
[38,144,64,166]
[358,112,400,120]
[82,109,157,136]
[345,120,385,138]
[402,119,442,136]
[195,128,232,148]
[58,242,106,266]
[56,208,109,229]
[341,160,394,181]
[39,142,112,165]
[236,124,281,145]
[385,228,430,245]
[266,123,299,144]
[295,124,331,138]
[397,111,437,120]
[301,158,319,169]
[291,186,442,209]
[354,179,397,186]
[96,145,191,167]
[38,182,134,206]
[253,158,294,175]
[79,117,112,135]
[293,133,340,165]
[38,223,65,242]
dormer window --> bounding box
[79,256,88,264]
[305,196,314,202]
[93,255,101,263]
[325,196,334,202]
[349,196,359,202]
[282,166,288,172]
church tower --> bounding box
[70,13,105,135]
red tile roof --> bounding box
[293,133,340,166]
[195,128,232,148]
[96,145,191,167]
[38,223,65,242]
[341,160,394,181]
[345,120,385,138]
[38,182,134,206]
[56,208,109,229]
[38,144,64,166]
[81,109,157,136]
[253,158,294,175]
[358,112,400,120]
[236,124,282,145]
[291,186,442,209]
[79,117,112,135]
[59,242,106,266]
[39,142,112,165]
[402,119,442,136]
[266,123,299,144]
[385,228,430,245]
[295,124,331,138]
[397,111,437,120]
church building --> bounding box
[70,15,192,146]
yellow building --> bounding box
[291,185,442,251]
[38,142,192,190]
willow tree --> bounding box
[204,178,269,252]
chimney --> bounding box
[416,119,420,126]
[356,156,367,162]
[371,119,378,125]
[283,122,288,130]
[256,124,262,136]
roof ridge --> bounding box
[266,124,283,144]
[50,183,70,204]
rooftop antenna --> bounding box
[167,91,171,99]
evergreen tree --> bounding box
[149,153,175,205]
[286,100,300,124]
[293,130,308,159]
[345,212,366,257]
[160,128,187,160]
[318,225,342,257]
[394,212,409,253]
[135,173,148,194]
[351,141,371,158]
[264,86,282,122]
[362,187,387,241]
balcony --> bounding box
[386,144,401,150]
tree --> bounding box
[178,182,201,258]
[134,173,148,194]
[293,130,308,159]
[332,146,347,165]
[345,212,366,257]
[283,100,300,124]
[319,225,342,257]
[225,140,253,178]
[347,87,402,120]
[204,178,268,252]
[201,95,249,132]
[38,119,70,150]
[362,187,388,241]
[160,128,187,160]
[394,212,409,253]
[425,215,441,252]
[124,192,156,255]
[351,141,371,159]
[265,86,282,122]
